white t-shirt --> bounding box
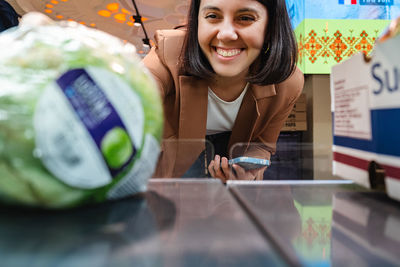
[206,83,249,135]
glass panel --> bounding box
[228,141,344,181]
[152,139,214,179]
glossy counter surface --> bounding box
[0,179,285,267]
[227,180,400,267]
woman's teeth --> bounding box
[216,48,241,57]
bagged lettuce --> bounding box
[0,13,163,208]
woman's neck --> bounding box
[209,74,248,102]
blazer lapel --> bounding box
[228,91,259,152]
[228,84,276,153]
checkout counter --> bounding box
[1,176,399,267]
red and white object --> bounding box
[330,34,400,201]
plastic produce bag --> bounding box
[0,13,163,208]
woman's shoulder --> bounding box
[261,67,304,104]
[282,67,304,90]
[154,28,186,41]
[153,29,186,65]
[250,67,304,100]
[277,67,304,98]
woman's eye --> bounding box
[205,13,218,19]
[238,15,256,22]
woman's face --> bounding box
[197,0,268,79]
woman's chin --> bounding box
[213,69,247,80]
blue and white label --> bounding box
[34,67,144,189]
[56,69,136,177]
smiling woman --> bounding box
[142,0,304,182]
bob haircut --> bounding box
[180,0,298,86]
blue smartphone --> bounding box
[228,157,270,170]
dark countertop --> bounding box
[1,179,399,267]
[227,180,400,267]
[0,179,285,267]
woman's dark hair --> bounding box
[180,0,298,86]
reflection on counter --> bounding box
[0,191,176,267]
[227,181,377,266]
[0,180,287,267]
[332,191,400,266]
[148,179,286,267]
[292,188,333,265]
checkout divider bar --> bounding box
[228,180,354,185]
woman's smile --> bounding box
[214,47,243,58]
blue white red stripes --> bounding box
[339,0,357,4]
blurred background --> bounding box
[5,0,190,56]
[3,0,400,181]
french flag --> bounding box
[339,0,357,4]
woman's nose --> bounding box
[216,20,238,41]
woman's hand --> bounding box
[208,155,266,182]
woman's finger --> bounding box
[208,160,216,177]
[208,155,228,183]
[213,155,224,177]
[220,157,229,174]
[233,164,260,180]
[232,164,246,179]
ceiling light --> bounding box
[114,13,126,22]
[106,3,119,12]
[98,10,111,17]
[142,38,150,47]
[132,15,141,27]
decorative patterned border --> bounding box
[295,19,390,74]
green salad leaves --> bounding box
[0,13,163,208]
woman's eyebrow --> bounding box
[200,6,259,14]
[200,5,220,12]
[237,7,259,14]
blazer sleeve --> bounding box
[142,32,172,99]
[142,30,185,99]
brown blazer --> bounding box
[142,29,304,178]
